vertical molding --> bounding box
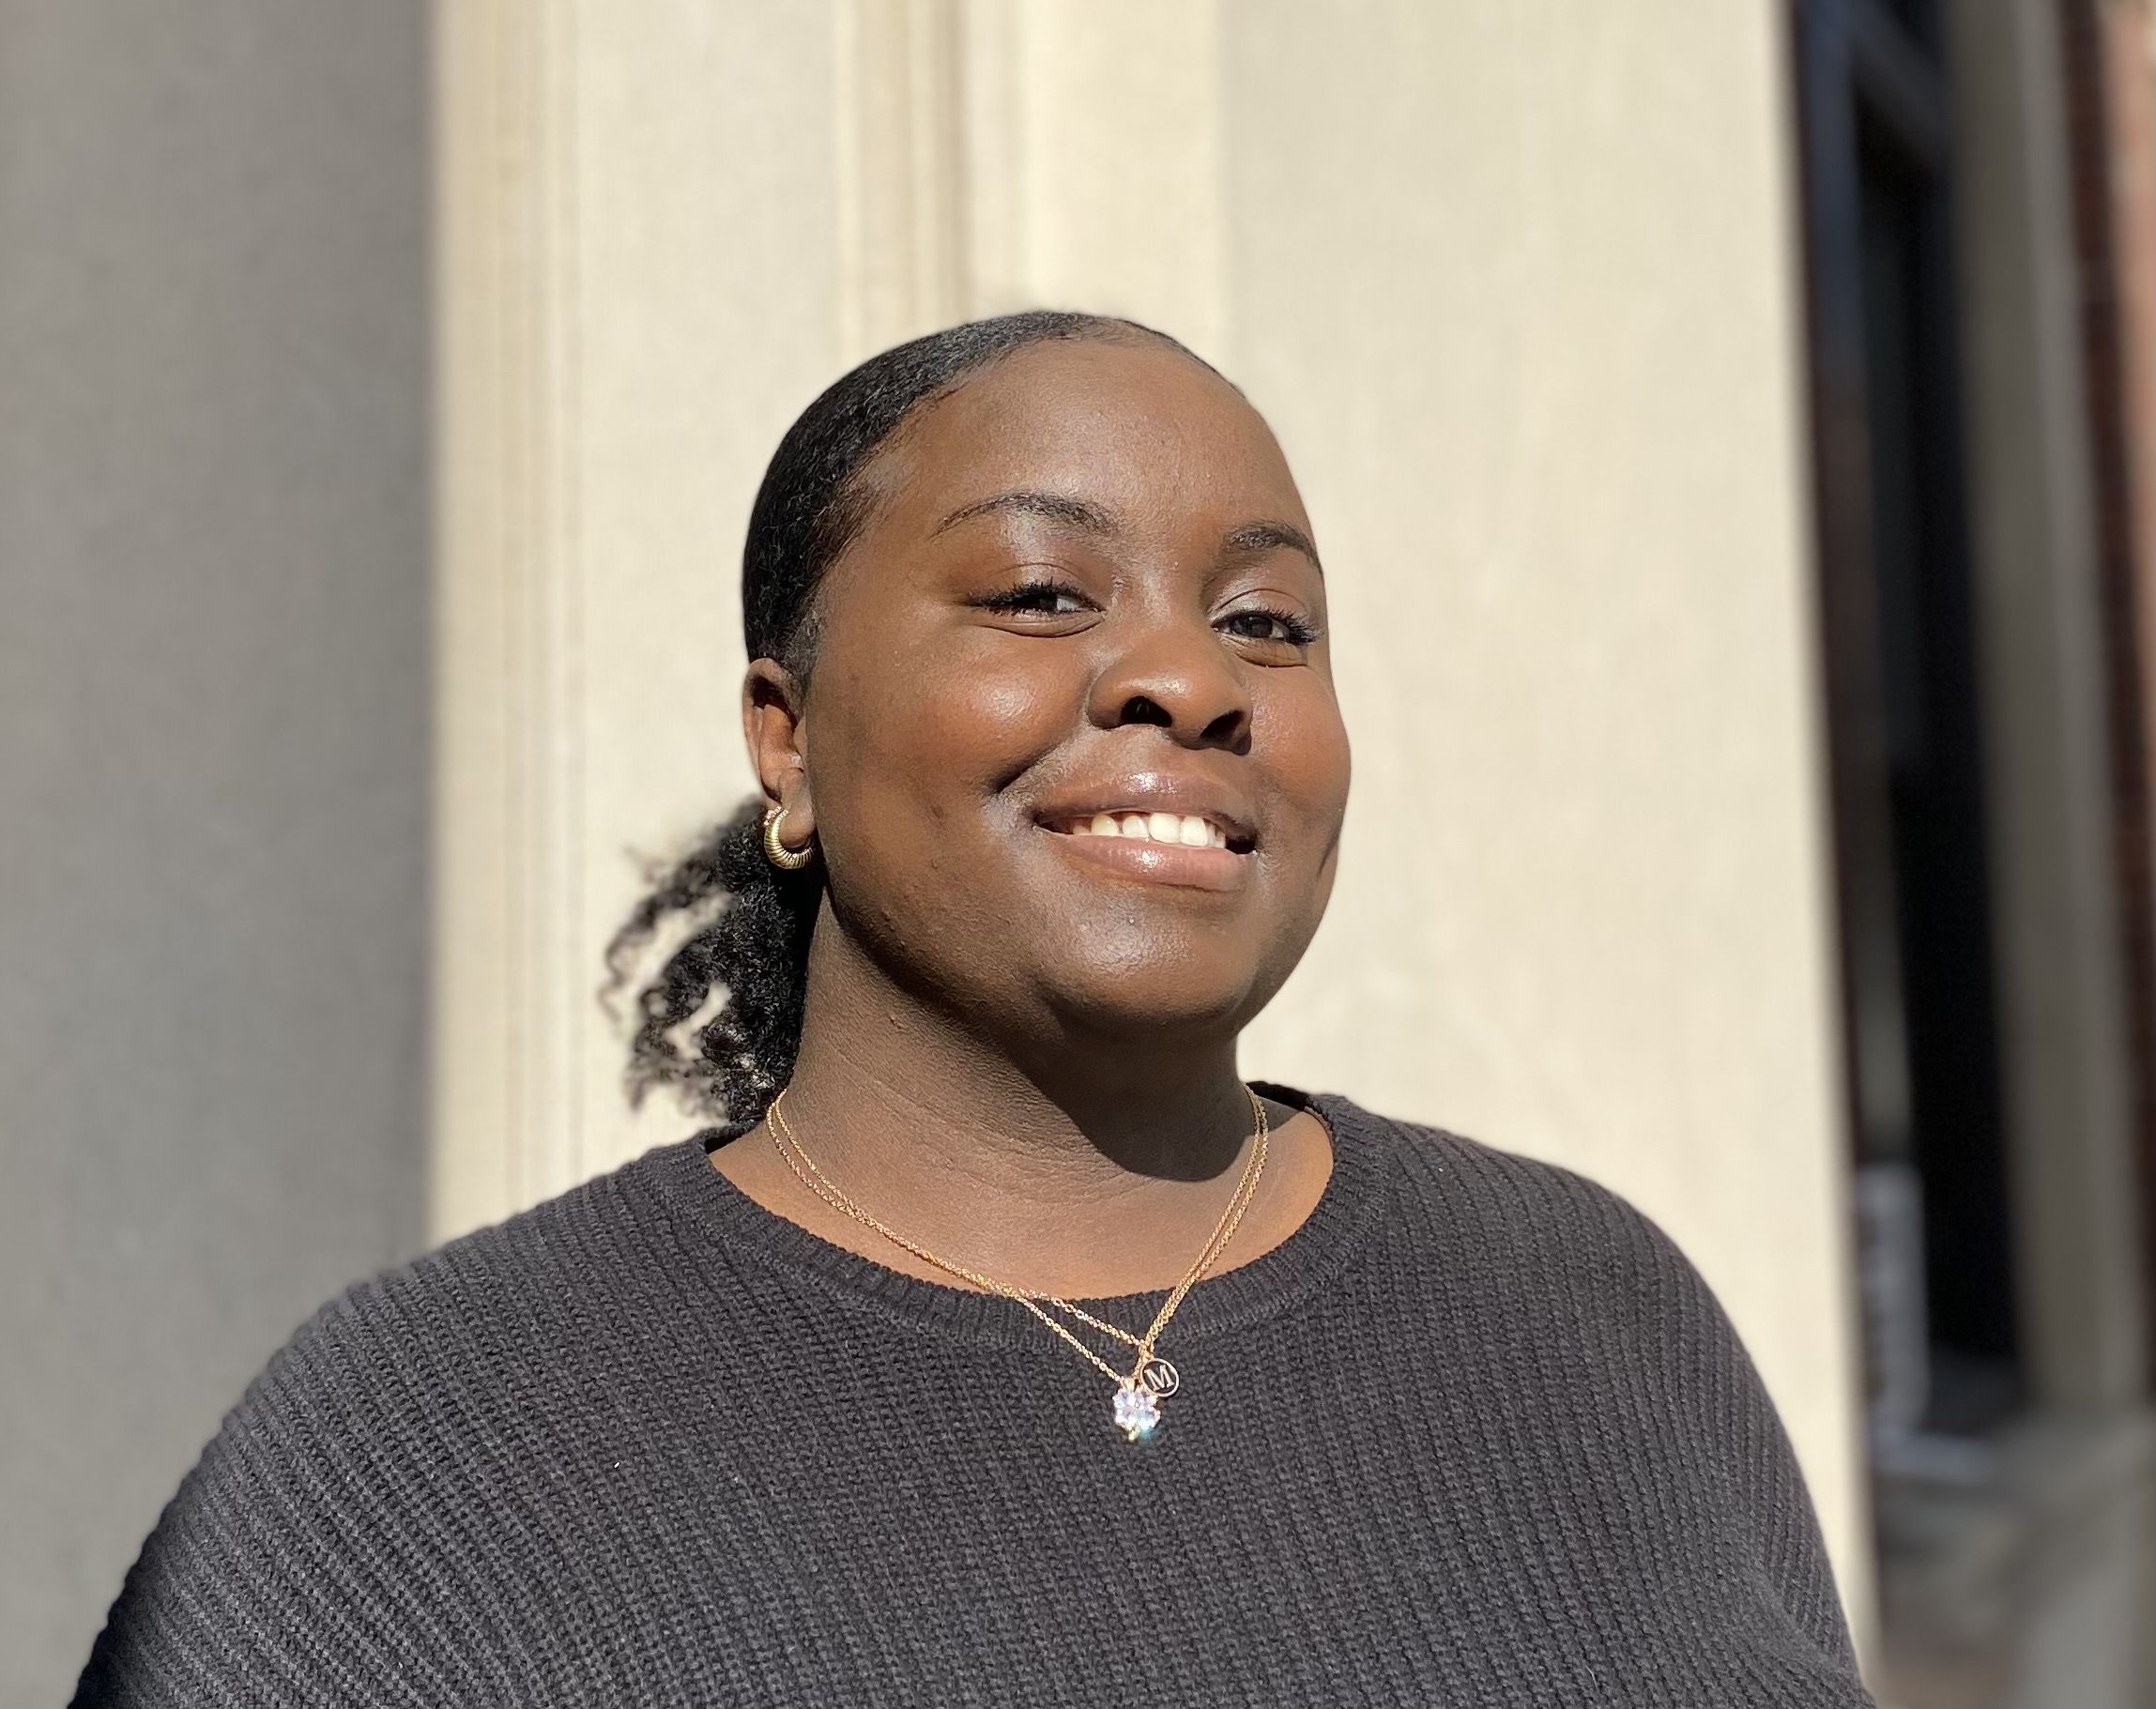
[833,0,1231,352]
[955,0,1029,315]
[436,0,852,1239]
[833,0,969,361]
[433,0,586,1238]
[436,0,867,1238]
[543,0,587,1202]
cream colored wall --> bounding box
[1216,6,1874,1648]
[433,0,1874,1659]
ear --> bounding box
[742,659,813,840]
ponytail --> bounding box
[601,793,822,1122]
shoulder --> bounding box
[72,1146,685,1706]
[1330,1093,1781,1466]
[1332,1091,1706,1305]
[1334,1094,1865,1680]
[217,1139,690,1450]
[225,1144,673,1432]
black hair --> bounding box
[599,309,1213,1123]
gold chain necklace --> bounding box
[763,1086,1269,1441]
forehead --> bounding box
[857,337,1309,538]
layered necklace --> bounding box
[763,1086,1270,1442]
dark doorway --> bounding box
[1792,0,2024,1437]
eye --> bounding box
[1219,604,1323,647]
[973,576,1095,618]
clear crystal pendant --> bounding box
[1112,1379,1161,1441]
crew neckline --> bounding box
[635,1080,1393,1349]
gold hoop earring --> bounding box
[762,802,816,871]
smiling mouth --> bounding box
[1041,810,1256,854]
[1035,811,1255,894]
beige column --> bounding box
[955,0,1227,351]
[432,0,854,1231]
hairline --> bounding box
[786,322,1242,680]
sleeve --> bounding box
[69,1296,473,1709]
[1628,1199,1876,1694]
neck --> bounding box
[763,910,1268,1289]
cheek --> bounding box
[819,639,1074,832]
[813,643,1081,975]
[1263,690,1353,854]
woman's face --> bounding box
[757,336,1351,1054]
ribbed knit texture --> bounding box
[75,1083,1877,1706]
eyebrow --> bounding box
[1223,519,1323,575]
[933,490,1323,574]
[931,490,1120,539]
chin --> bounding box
[1042,962,1263,1045]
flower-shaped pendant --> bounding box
[1112,1379,1161,1441]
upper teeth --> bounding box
[1063,811,1232,848]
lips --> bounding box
[1029,774,1258,894]
[1030,776,1258,852]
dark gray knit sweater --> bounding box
[75,1083,1878,1706]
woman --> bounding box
[77,312,1878,1706]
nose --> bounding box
[1085,613,1253,751]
